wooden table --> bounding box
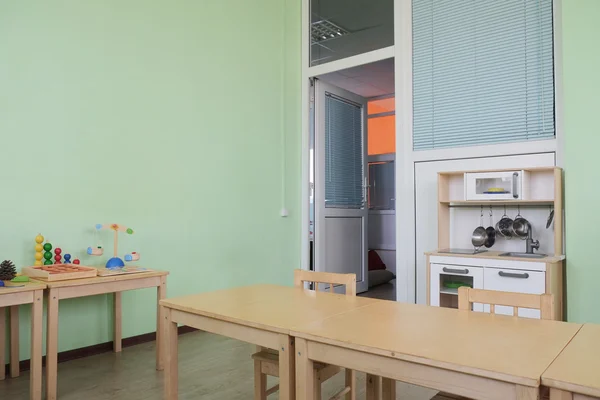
[0,281,45,400]
[160,284,377,400]
[292,300,582,400]
[542,324,600,400]
[41,270,168,400]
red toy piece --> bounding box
[54,248,62,255]
[73,259,80,264]
[54,254,61,261]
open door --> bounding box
[314,80,368,293]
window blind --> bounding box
[325,94,364,208]
[413,0,555,150]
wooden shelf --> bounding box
[439,287,459,295]
[441,199,554,206]
[438,166,560,176]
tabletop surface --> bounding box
[291,300,582,387]
[36,269,168,288]
[160,284,378,334]
[0,281,46,294]
[542,323,600,397]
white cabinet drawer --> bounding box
[483,267,545,319]
[430,264,483,311]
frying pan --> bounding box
[471,207,488,249]
[485,207,496,248]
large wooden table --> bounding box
[543,323,600,400]
[0,281,45,400]
[40,270,168,400]
[292,300,582,400]
[160,284,377,400]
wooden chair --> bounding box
[251,269,357,400]
[458,287,554,320]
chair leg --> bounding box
[313,368,322,399]
[254,360,267,400]
[345,369,356,400]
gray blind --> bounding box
[325,94,364,208]
[413,0,555,150]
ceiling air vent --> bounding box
[311,19,350,44]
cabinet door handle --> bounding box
[498,271,529,279]
[442,267,469,274]
[512,172,519,199]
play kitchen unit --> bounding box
[426,167,565,320]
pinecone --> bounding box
[0,260,17,281]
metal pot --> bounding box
[471,207,488,249]
[512,216,530,238]
[512,207,529,239]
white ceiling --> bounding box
[311,0,394,65]
[317,58,394,98]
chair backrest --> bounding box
[458,287,554,320]
[293,269,357,297]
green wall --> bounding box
[563,0,600,324]
[0,0,301,360]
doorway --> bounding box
[309,58,396,299]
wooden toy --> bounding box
[90,223,138,269]
[54,248,62,264]
[34,234,44,266]
[73,259,80,264]
[124,252,140,262]
[22,264,97,281]
[96,265,148,276]
[63,253,71,263]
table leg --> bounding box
[366,374,382,400]
[516,385,539,400]
[10,305,19,378]
[549,388,573,400]
[46,288,59,400]
[279,334,295,400]
[30,290,43,400]
[0,307,5,381]
[165,308,178,400]
[295,338,314,400]
[382,378,395,400]
[113,292,122,353]
[156,275,167,371]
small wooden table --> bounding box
[0,281,45,400]
[160,284,377,400]
[40,270,168,400]
[292,300,582,400]
[543,323,600,400]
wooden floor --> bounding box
[360,279,396,301]
[1,329,444,399]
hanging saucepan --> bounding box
[512,206,530,239]
[472,206,488,249]
[485,206,496,248]
[495,205,514,239]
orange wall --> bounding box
[368,97,395,155]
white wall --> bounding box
[414,152,556,304]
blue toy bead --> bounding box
[0,281,4,287]
[106,257,125,269]
[95,224,102,230]
[87,247,93,255]
[64,254,71,262]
